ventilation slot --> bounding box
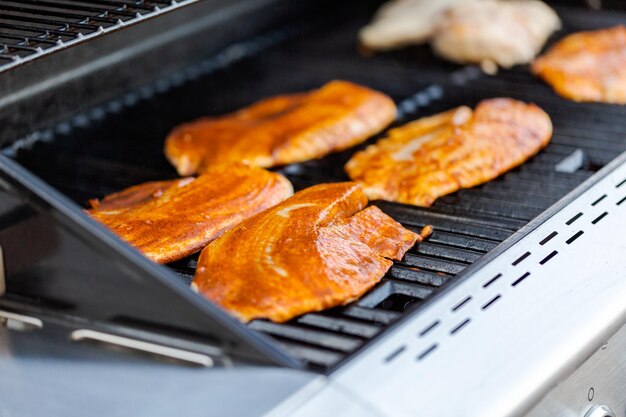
[417,344,438,361]
[566,212,583,225]
[451,296,472,312]
[592,212,608,224]
[591,195,607,206]
[566,231,584,244]
[384,345,407,363]
[449,319,471,335]
[483,273,502,288]
[511,272,531,287]
[481,295,501,311]
[539,231,558,245]
[419,320,440,337]
[540,251,558,265]
[512,252,530,266]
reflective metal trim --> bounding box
[71,329,214,367]
[0,309,43,330]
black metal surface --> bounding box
[3,3,626,372]
[0,0,182,67]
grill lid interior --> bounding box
[0,154,300,368]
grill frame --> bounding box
[0,0,196,72]
[1,1,626,375]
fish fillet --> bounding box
[164,80,396,175]
[193,182,425,323]
[87,164,293,264]
[345,98,553,206]
[359,0,469,51]
[359,0,559,71]
[88,178,194,211]
[532,26,626,103]
[432,0,560,69]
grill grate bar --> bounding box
[0,31,58,45]
[0,0,192,70]
[387,266,450,287]
[249,321,364,353]
[82,0,167,11]
[0,5,120,25]
[0,12,102,31]
[0,21,79,38]
[12,0,137,18]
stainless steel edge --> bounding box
[70,329,215,367]
[312,158,626,417]
[525,323,626,417]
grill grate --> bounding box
[4,4,626,372]
[0,0,191,70]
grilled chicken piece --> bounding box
[193,182,426,323]
[532,26,626,103]
[432,0,560,70]
[359,0,559,71]
[345,98,553,207]
[164,80,396,176]
[87,164,293,264]
[359,0,469,51]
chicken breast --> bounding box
[193,182,427,323]
[358,0,469,51]
[432,0,560,69]
[87,164,293,264]
[532,26,626,103]
[345,98,553,207]
[164,80,396,176]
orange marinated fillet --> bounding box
[193,182,428,323]
[532,26,626,103]
[164,80,396,175]
[88,178,194,211]
[87,164,293,264]
[345,98,553,206]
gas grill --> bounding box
[0,1,625,416]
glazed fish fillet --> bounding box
[193,182,428,323]
[164,80,396,176]
[345,98,553,207]
[88,178,194,211]
[532,26,626,103]
[87,164,293,264]
[432,0,560,69]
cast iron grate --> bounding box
[0,0,191,70]
[5,4,626,372]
